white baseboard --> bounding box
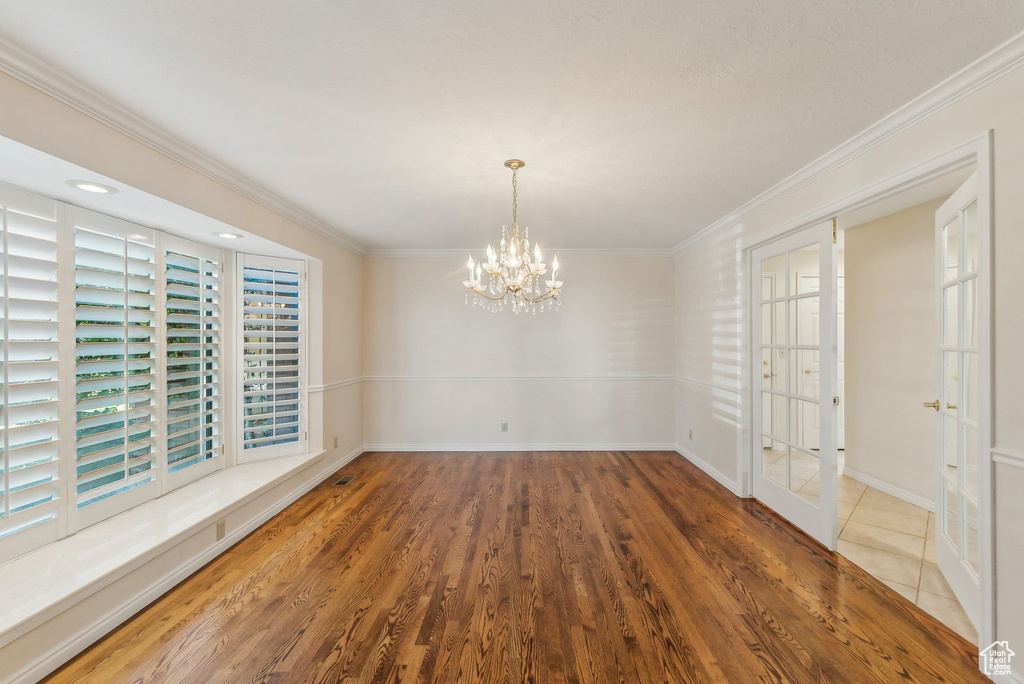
[674,444,741,496]
[364,443,678,452]
[6,446,364,684]
[841,465,935,513]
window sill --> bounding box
[0,450,326,650]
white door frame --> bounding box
[737,132,994,654]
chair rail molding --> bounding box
[675,376,741,394]
[992,447,1024,469]
[308,377,365,393]
[0,38,366,256]
[363,374,675,382]
[672,31,1024,254]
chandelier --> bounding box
[463,159,562,314]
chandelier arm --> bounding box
[522,289,559,304]
[467,286,512,301]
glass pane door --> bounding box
[933,173,981,629]
[751,221,837,549]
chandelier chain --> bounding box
[511,167,518,226]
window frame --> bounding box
[0,184,64,562]
[68,207,161,532]
[161,234,226,492]
[235,253,308,463]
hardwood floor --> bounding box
[46,451,984,683]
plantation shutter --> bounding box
[73,211,158,516]
[240,255,304,457]
[0,186,61,551]
[165,241,221,481]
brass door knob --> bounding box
[923,400,940,411]
[763,373,775,379]
[803,369,812,375]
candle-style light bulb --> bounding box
[552,255,559,276]
[534,244,541,261]
[467,256,474,283]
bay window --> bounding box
[0,181,309,565]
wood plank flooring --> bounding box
[46,451,984,683]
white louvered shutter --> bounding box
[73,211,158,520]
[0,186,61,556]
[240,256,304,458]
[165,240,221,484]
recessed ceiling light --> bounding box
[217,232,243,239]
[67,180,118,194]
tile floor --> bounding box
[761,448,978,643]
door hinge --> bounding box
[832,217,837,244]
[832,395,840,405]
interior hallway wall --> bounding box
[843,198,944,507]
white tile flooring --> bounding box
[762,448,977,643]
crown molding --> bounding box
[672,30,1024,254]
[365,247,673,258]
[0,38,367,256]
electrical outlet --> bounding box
[501,421,508,432]
[688,429,693,440]
[216,520,225,541]
[333,436,339,449]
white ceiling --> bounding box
[0,1,1020,251]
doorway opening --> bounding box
[835,164,978,643]
[743,134,993,663]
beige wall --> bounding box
[843,198,944,506]
[674,63,1024,665]
[0,70,365,458]
[363,255,676,447]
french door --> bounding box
[932,172,982,629]
[751,221,838,549]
